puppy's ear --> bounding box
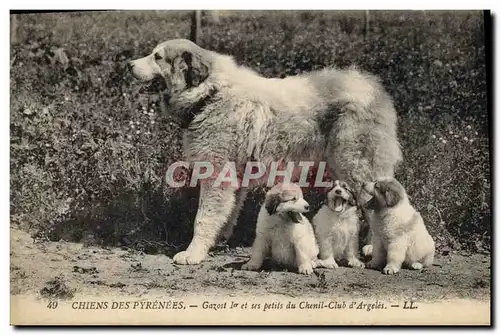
[364,197,379,210]
[385,188,402,207]
[345,184,357,206]
[347,192,357,207]
[265,193,280,215]
[181,51,210,87]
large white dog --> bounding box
[129,39,402,265]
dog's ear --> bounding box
[265,193,280,215]
[385,188,401,207]
[347,192,357,207]
[345,184,357,206]
[181,51,210,87]
[364,197,379,210]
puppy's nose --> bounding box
[304,204,310,211]
[127,61,135,71]
[335,189,342,194]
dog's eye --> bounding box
[154,53,162,61]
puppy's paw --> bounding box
[173,250,206,265]
[362,244,373,257]
[241,261,261,271]
[315,258,338,269]
[382,264,400,275]
[298,263,314,275]
[410,262,423,270]
[348,258,365,268]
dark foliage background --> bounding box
[10,11,490,254]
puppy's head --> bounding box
[362,177,406,210]
[128,39,212,96]
[326,180,356,213]
[264,183,310,222]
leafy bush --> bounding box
[10,11,490,253]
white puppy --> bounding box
[242,183,318,275]
[362,177,435,275]
[313,180,364,269]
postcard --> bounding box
[10,10,491,326]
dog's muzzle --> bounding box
[331,195,346,213]
[296,198,310,213]
[138,76,168,94]
[127,61,168,94]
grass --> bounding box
[10,10,490,253]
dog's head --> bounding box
[128,39,212,97]
[326,180,356,213]
[264,183,310,223]
[362,177,407,210]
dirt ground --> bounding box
[10,227,491,302]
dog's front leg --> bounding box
[345,234,365,268]
[241,232,268,271]
[361,222,373,257]
[360,203,375,257]
[366,237,385,270]
[315,235,338,269]
[295,246,314,275]
[355,187,375,257]
[220,188,248,242]
[173,183,236,265]
[382,237,408,275]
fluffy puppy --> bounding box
[362,177,435,275]
[242,183,318,274]
[313,180,364,269]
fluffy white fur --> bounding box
[313,180,364,269]
[242,183,318,275]
[129,39,402,265]
[363,178,435,275]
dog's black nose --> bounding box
[304,204,310,211]
[127,62,134,71]
[335,189,342,194]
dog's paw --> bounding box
[410,262,423,270]
[382,264,400,275]
[173,250,206,265]
[315,259,338,269]
[348,258,365,268]
[298,263,314,275]
[241,261,261,271]
[362,244,373,257]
